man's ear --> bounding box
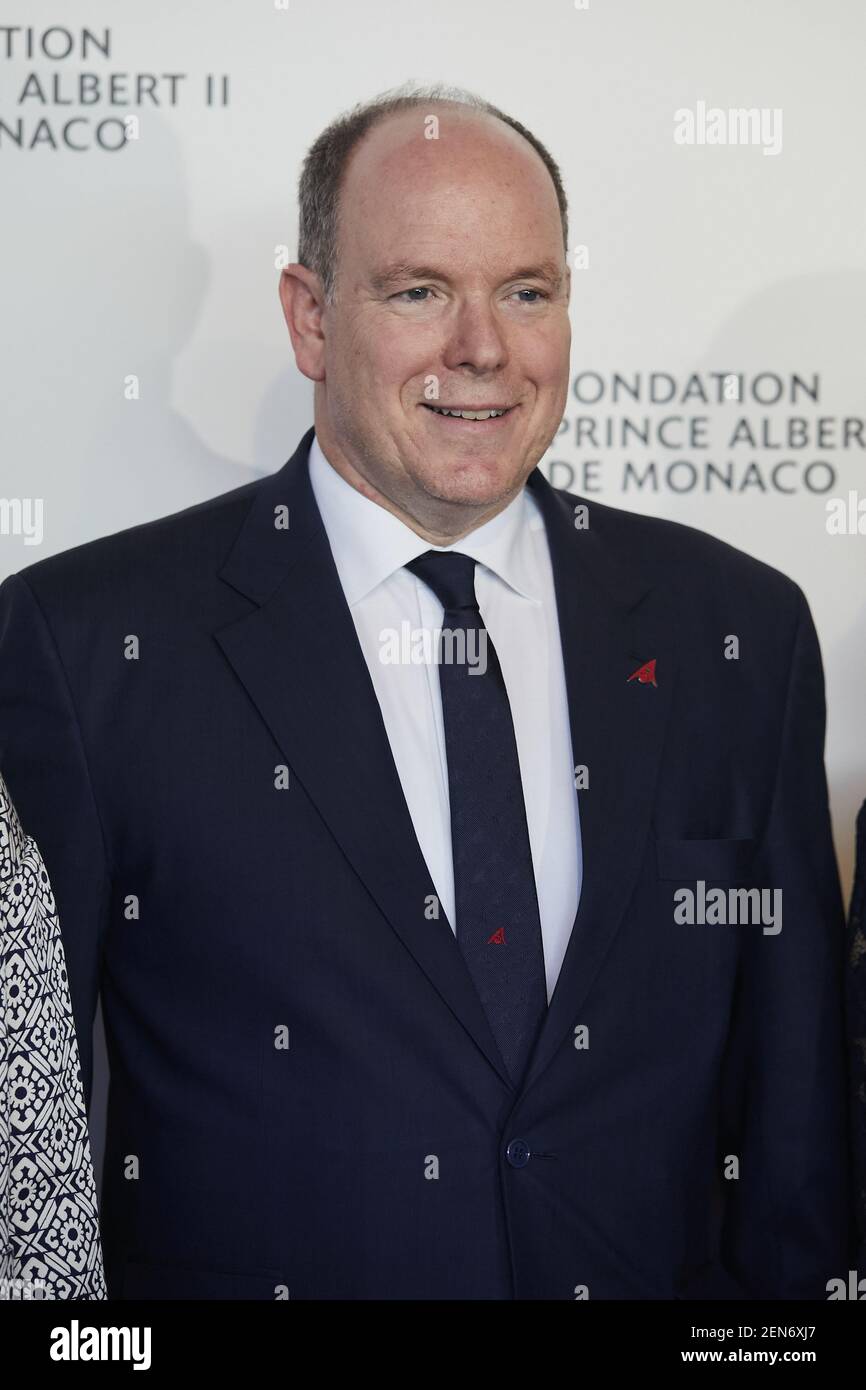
[278,264,327,382]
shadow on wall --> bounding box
[2,108,269,566]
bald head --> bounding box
[334,103,567,306]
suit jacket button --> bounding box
[506,1138,531,1168]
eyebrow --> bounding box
[368,259,565,295]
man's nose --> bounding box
[441,297,509,374]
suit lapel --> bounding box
[214,428,512,1087]
[520,472,677,1091]
[214,428,676,1097]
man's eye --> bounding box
[393,287,434,302]
[391,286,548,304]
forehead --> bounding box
[338,106,563,271]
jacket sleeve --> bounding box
[716,584,853,1298]
[0,571,110,1111]
[0,770,107,1298]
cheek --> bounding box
[372,320,445,385]
[510,322,569,384]
[528,349,571,408]
[536,324,571,373]
[357,340,419,400]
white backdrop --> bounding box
[2,0,864,896]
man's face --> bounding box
[309,106,571,535]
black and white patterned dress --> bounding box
[0,771,106,1299]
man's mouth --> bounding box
[421,404,513,421]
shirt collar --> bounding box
[307,432,544,607]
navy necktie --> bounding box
[405,549,547,1086]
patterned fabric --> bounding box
[0,771,105,1299]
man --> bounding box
[0,83,852,1300]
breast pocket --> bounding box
[655,836,757,882]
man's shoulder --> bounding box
[7,466,806,631]
[552,484,805,615]
[5,473,264,615]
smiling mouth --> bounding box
[421,404,514,421]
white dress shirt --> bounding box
[307,433,582,1002]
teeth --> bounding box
[427,406,506,420]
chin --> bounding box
[433,450,522,489]
[418,456,520,507]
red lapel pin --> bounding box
[627,658,658,687]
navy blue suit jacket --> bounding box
[0,427,852,1299]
